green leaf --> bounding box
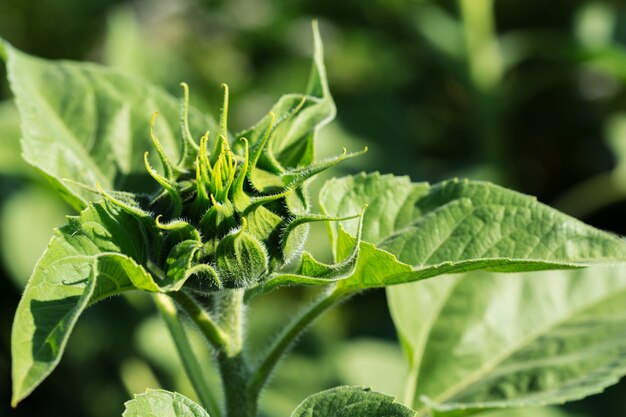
[387,265,626,414]
[123,389,210,417]
[320,173,626,290]
[237,21,334,171]
[11,200,158,406]
[290,386,415,417]
[2,40,215,210]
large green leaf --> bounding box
[290,386,415,417]
[123,389,210,417]
[320,173,626,290]
[1,39,215,210]
[387,266,626,415]
[11,200,159,406]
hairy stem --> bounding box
[248,286,348,397]
[214,289,246,355]
[154,294,222,417]
[214,289,255,417]
[169,290,230,349]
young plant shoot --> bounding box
[4,22,626,417]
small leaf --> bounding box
[216,219,269,288]
[320,173,626,290]
[2,40,215,210]
[237,21,334,171]
[123,389,210,417]
[290,386,415,417]
[387,265,626,413]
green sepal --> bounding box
[282,147,367,189]
[248,167,285,193]
[157,216,201,266]
[95,182,153,221]
[199,198,237,244]
[183,263,222,294]
[211,83,230,164]
[244,205,283,242]
[216,219,269,288]
[144,151,183,218]
[248,216,365,299]
[177,82,200,170]
[156,216,201,240]
[148,112,177,181]
[161,240,203,292]
[242,188,293,216]
[281,211,362,264]
[232,137,252,211]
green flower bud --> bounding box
[216,218,269,288]
[93,82,366,294]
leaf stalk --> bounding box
[247,285,349,397]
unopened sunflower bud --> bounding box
[124,83,366,295]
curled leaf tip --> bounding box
[155,214,165,227]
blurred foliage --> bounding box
[3,0,626,416]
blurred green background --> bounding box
[2,0,626,416]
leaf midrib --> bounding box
[417,281,626,413]
[401,278,459,406]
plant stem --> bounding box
[169,290,230,349]
[248,286,347,397]
[214,289,256,417]
[153,293,222,417]
[213,288,246,354]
